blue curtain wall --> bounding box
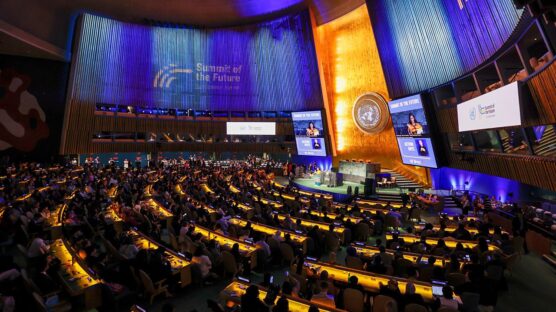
[71,11,323,111]
[366,0,523,98]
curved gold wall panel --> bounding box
[314,5,429,186]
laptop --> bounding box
[432,280,447,297]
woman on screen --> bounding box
[407,113,423,135]
[306,122,320,137]
[417,139,428,156]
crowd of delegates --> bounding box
[0,159,525,312]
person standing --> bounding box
[512,207,529,254]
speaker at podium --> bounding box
[364,178,376,196]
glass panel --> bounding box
[96,103,117,112]
[113,133,136,140]
[527,125,556,157]
[448,133,475,151]
[473,130,502,152]
[263,111,277,118]
[213,111,228,118]
[498,128,529,154]
[232,111,246,118]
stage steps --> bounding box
[380,168,423,190]
[377,193,403,203]
[444,196,459,209]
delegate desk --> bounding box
[343,204,398,216]
[107,186,118,199]
[45,204,66,239]
[173,188,221,222]
[354,199,403,209]
[440,213,481,223]
[303,260,435,301]
[351,243,457,269]
[385,233,502,252]
[413,223,507,236]
[230,200,255,219]
[144,198,173,219]
[274,181,334,201]
[103,204,124,233]
[144,184,154,197]
[339,160,380,183]
[251,195,283,209]
[299,209,364,224]
[201,184,215,194]
[272,191,308,204]
[275,213,347,242]
[220,280,341,312]
[50,239,102,309]
[231,183,288,211]
[229,217,309,253]
[128,230,192,287]
[193,225,258,269]
[229,185,241,194]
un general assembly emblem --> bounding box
[352,92,389,134]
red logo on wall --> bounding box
[0,69,49,151]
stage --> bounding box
[275,175,404,202]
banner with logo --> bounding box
[457,82,521,132]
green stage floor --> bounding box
[276,176,405,195]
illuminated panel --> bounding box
[385,233,502,252]
[315,5,429,185]
[222,281,336,312]
[226,122,276,135]
[303,260,434,301]
[229,217,308,245]
[367,0,523,98]
[351,244,453,268]
[128,230,190,271]
[298,209,363,224]
[275,213,345,235]
[144,198,173,218]
[412,223,505,235]
[50,239,101,291]
[291,110,327,156]
[388,94,438,168]
[71,12,323,111]
[193,225,257,255]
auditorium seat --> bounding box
[139,269,170,304]
[343,288,365,312]
[404,303,428,312]
[373,295,398,312]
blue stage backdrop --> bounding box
[71,12,323,111]
[429,167,556,203]
[366,0,524,98]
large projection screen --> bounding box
[388,94,438,168]
[291,111,327,156]
[457,82,521,132]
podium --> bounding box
[319,171,343,187]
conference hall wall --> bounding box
[0,54,69,162]
[315,5,429,186]
[62,11,323,154]
[366,0,524,98]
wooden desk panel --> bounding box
[303,260,434,301]
[220,281,341,312]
